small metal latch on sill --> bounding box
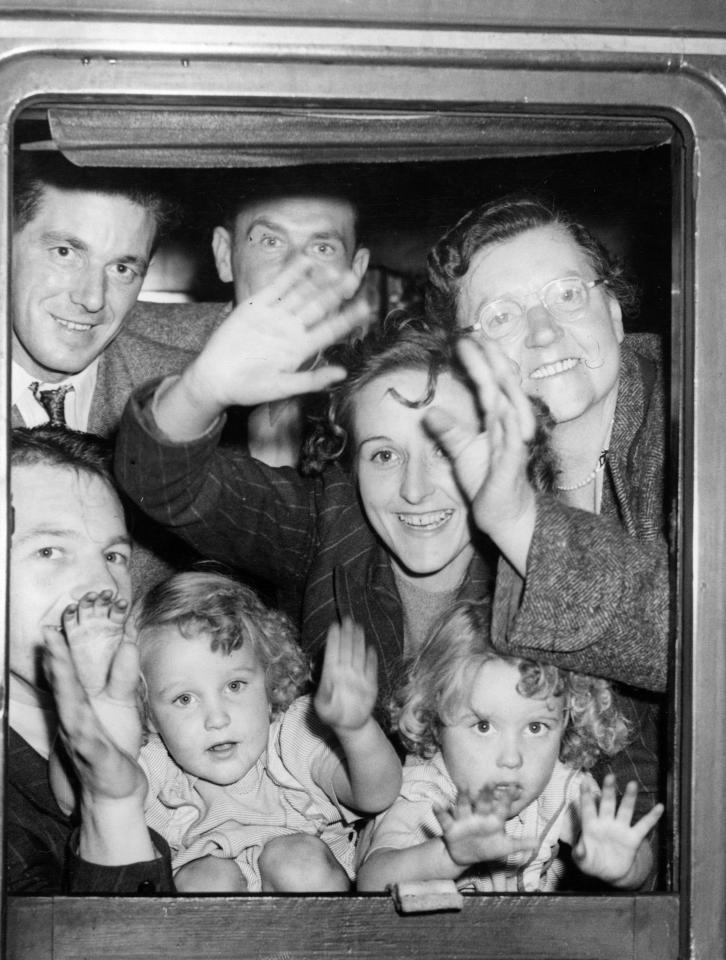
[390,879,464,914]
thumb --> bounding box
[423,407,473,459]
[106,640,141,703]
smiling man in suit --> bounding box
[10,151,201,434]
[9,152,222,586]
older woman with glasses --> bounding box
[425,195,668,869]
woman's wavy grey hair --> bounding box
[426,192,640,330]
[300,311,454,476]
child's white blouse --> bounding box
[362,751,598,893]
[139,695,360,890]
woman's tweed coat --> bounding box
[492,333,668,693]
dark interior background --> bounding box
[14,112,671,333]
[142,147,671,333]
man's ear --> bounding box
[608,295,625,344]
[351,246,370,282]
[211,226,234,284]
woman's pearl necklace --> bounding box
[555,448,609,492]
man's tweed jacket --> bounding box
[491,333,668,692]
[6,727,174,894]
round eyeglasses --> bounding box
[461,276,605,342]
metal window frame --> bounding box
[1,14,724,960]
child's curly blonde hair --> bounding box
[392,600,629,770]
[134,571,310,719]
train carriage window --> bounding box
[18,106,674,321]
[1,95,690,960]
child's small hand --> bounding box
[314,618,377,734]
[573,775,664,889]
[60,589,129,696]
[435,784,538,867]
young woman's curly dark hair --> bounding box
[300,310,452,477]
[300,308,558,493]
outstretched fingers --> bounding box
[61,589,128,628]
[323,617,370,674]
[597,773,620,821]
[304,293,372,353]
[434,803,456,835]
[614,779,664,839]
[262,256,356,308]
[632,802,665,839]
[321,620,343,677]
[59,590,129,697]
[258,256,367,338]
[286,363,348,397]
[457,337,536,443]
[363,636,379,686]
[424,404,480,463]
[338,617,368,673]
[256,267,371,399]
[578,776,600,831]
[474,783,517,820]
[316,618,377,732]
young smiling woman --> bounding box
[115,309,543,713]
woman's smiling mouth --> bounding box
[397,509,453,530]
[529,357,580,380]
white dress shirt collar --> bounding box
[12,358,100,432]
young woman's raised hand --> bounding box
[424,336,538,575]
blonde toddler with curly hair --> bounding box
[357,599,662,893]
[131,571,401,893]
[52,570,401,893]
